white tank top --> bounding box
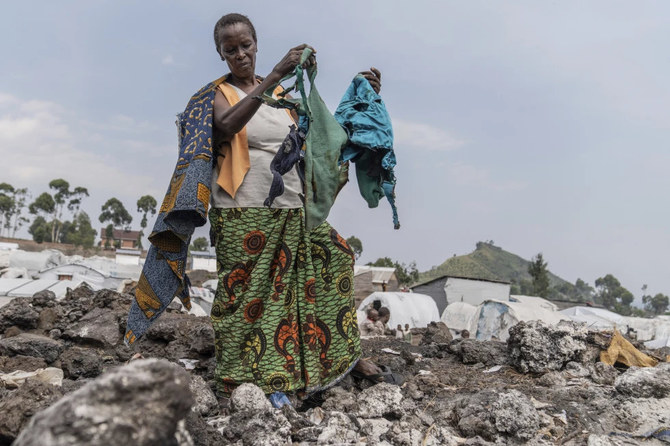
[210,84,304,209]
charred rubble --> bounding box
[0,285,669,445]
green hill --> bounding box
[418,242,589,302]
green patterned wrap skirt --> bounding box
[208,207,361,396]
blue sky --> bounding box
[2,1,669,302]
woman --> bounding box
[208,13,383,397]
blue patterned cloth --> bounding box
[125,77,226,345]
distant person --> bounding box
[460,329,470,339]
[360,309,383,336]
[395,324,404,340]
[404,323,412,343]
[377,307,391,334]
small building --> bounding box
[115,249,141,266]
[411,275,511,315]
[353,266,399,307]
[191,251,217,272]
[99,229,141,250]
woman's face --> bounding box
[218,22,257,77]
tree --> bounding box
[104,224,114,249]
[60,211,97,248]
[136,195,157,250]
[594,274,634,314]
[527,253,550,297]
[189,237,209,252]
[367,257,420,287]
[642,292,669,315]
[28,216,53,243]
[28,192,56,242]
[345,236,363,260]
[574,278,594,300]
[99,198,133,230]
[27,180,88,243]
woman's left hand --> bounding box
[359,67,382,93]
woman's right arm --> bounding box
[213,44,316,142]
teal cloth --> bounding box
[259,49,348,231]
[335,75,399,229]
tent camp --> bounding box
[469,299,569,341]
[358,291,440,329]
[560,306,670,343]
[441,301,478,336]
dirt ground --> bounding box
[1,286,670,445]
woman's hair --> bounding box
[213,13,257,50]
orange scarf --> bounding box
[215,79,293,198]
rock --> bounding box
[614,363,670,398]
[189,374,218,416]
[48,329,62,339]
[457,339,509,366]
[32,290,57,308]
[0,298,39,332]
[188,320,215,355]
[491,390,540,440]
[456,390,540,442]
[317,411,360,444]
[38,307,58,330]
[63,307,121,347]
[0,333,63,363]
[229,382,272,412]
[208,409,292,446]
[59,346,103,379]
[420,321,453,345]
[360,418,393,443]
[13,359,194,446]
[3,326,21,337]
[537,371,566,388]
[145,312,184,342]
[0,379,64,444]
[321,385,358,412]
[564,361,590,378]
[590,362,619,385]
[507,321,590,374]
[0,355,48,373]
[356,382,403,418]
[91,288,132,310]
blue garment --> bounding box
[125,77,225,345]
[264,116,308,208]
[334,75,399,229]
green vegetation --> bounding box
[189,237,209,252]
[367,257,419,286]
[594,274,634,315]
[99,198,132,230]
[136,195,157,250]
[345,236,363,260]
[418,241,592,302]
[528,253,550,298]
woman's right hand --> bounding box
[272,44,317,78]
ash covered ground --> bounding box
[1,285,669,445]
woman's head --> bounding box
[214,13,258,77]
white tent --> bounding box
[509,295,559,312]
[470,299,569,341]
[441,301,478,335]
[358,291,440,329]
[560,306,670,343]
[559,306,628,330]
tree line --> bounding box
[521,252,669,316]
[0,179,156,250]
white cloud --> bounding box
[393,119,466,151]
[447,161,527,192]
[162,54,175,65]
[0,93,166,200]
